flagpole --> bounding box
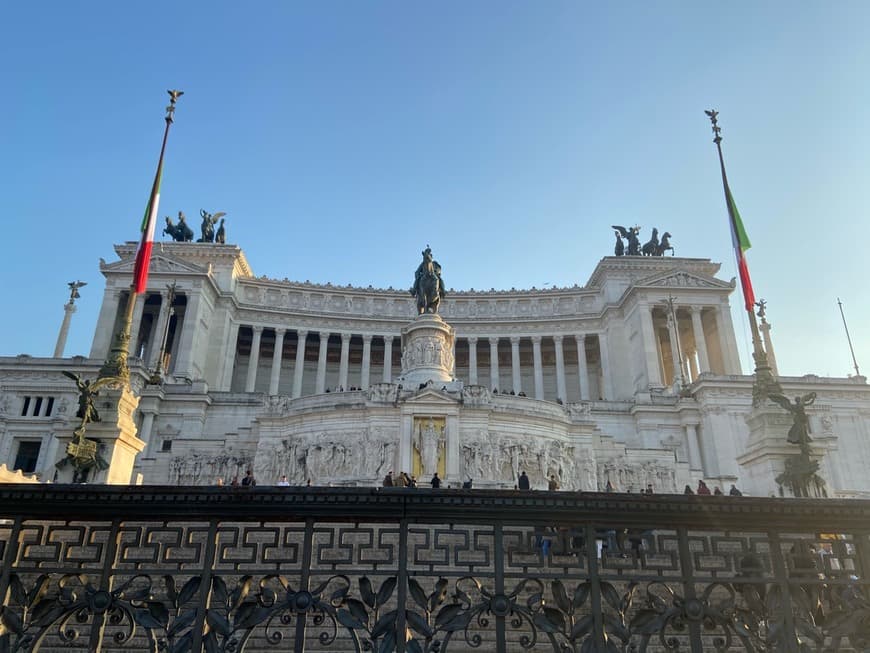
[837,297,862,378]
[705,110,780,404]
[99,91,183,383]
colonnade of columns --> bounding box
[226,325,613,403]
[640,303,739,387]
[99,289,194,375]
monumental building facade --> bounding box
[1,241,868,497]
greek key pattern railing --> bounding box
[1,486,870,652]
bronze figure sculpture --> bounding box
[411,246,446,314]
[769,392,817,445]
[198,210,226,243]
[612,225,642,256]
[163,211,194,242]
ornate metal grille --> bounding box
[1,486,869,652]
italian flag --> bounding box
[131,158,164,294]
[726,185,755,311]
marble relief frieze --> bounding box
[235,281,596,322]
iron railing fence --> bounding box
[0,485,869,652]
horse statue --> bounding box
[411,246,445,314]
[641,228,659,256]
[163,211,194,242]
[656,232,674,256]
[215,218,226,244]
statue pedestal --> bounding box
[55,385,146,484]
[737,406,827,498]
[398,314,456,387]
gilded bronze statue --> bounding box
[411,246,446,314]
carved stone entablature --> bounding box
[113,242,253,279]
[235,282,599,323]
[636,270,733,291]
[102,253,209,277]
[587,256,722,288]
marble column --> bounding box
[717,306,742,374]
[174,292,202,379]
[382,336,393,383]
[360,335,372,390]
[338,333,351,390]
[90,288,123,359]
[54,302,77,358]
[468,337,478,385]
[640,303,663,387]
[597,333,613,400]
[575,335,590,401]
[292,330,307,398]
[316,331,330,393]
[531,336,544,399]
[221,321,240,391]
[685,423,703,471]
[666,315,682,385]
[687,352,699,382]
[126,294,146,360]
[139,411,156,450]
[245,326,264,392]
[759,321,779,376]
[269,328,286,395]
[147,291,172,369]
[689,307,710,373]
[553,335,566,402]
[489,338,500,391]
[510,336,522,394]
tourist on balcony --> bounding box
[430,472,441,488]
[713,486,723,495]
[277,475,290,487]
[697,480,711,495]
[383,470,394,487]
[729,484,743,496]
[242,469,256,487]
[518,470,530,490]
[684,485,694,494]
[548,475,560,491]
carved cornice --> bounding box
[586,256,722,288]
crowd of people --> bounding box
[215,468,745,496]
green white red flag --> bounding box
[725,184,755,311]
[131,138,166,294]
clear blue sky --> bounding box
[1,1,868,378]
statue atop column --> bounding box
[410,245,446,314]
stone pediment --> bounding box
[101,252,208,276]
[635,269,733,290]
[401,387,460,405]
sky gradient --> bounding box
[1,2,868,378]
